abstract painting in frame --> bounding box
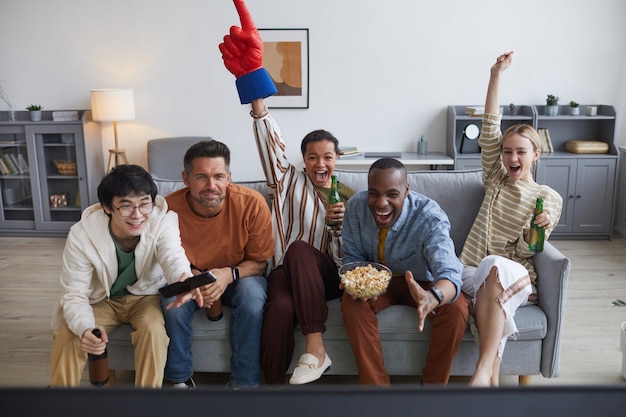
[258,28,309,109]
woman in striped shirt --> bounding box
[248,98,356,385]
[459,51,562,387]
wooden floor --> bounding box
[1,235,625,387]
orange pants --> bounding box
[341,277,468,385]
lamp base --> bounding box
[107,148,129,172]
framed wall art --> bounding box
[258,28,309,109]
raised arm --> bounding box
[485,51,513,115]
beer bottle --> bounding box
[206,299,223,321]
[88,328,109,387]
[528,197,545,253]
[327,175,341,227]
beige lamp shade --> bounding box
[90,88,135,172]
[90,88,135,122]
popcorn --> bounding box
[341,263,391,299]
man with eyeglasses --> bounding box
[160,140,274,389]
[50,164,193,388]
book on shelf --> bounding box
[465,106,485,116]
[339,146,358,152]
[9,154,24,173]
[1,154,17,174]
[537,128,554,153]
[52,111,79,122]
[16,154,29,171]
[0,157,10,175]
[339,152,365,159]
[339,146,360,156]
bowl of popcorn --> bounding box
[339,261,392,299]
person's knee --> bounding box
[340,293,368,318]
[237,278,267,303]
[53,324,80,347]
[437,297,469,322]
[285,240,310,257]
[265,293,295,316]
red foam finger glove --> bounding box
[220,0,276,104]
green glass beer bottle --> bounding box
[327,175,341,227]
[529,197,545,253]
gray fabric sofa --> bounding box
[106,137,571,384]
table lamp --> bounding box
[90,88,135,172]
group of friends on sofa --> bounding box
[49,0,562,390]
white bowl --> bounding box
[339,261,392,299]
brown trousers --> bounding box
[341,277,469,385]
[261,241,343,384]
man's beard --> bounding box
[194,192,224,209]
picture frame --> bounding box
[258,28,309,109]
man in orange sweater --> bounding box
[161,140,274,389]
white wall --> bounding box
[1,0,625,181]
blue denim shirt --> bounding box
[342,190,463,300]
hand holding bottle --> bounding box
[82,326,108,356]
[326,202,346,227]
[87,328,109,387]
[326,175,344,227]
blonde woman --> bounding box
[460,51,563,387]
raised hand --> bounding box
[219,0,263,78]
[491,51,514,76]
[218,0,277,104]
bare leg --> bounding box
[304,332,326,367]
[490,356,501,386]
[468,266,505,387]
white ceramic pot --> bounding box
[568,107,580,116]
[29,110,42,122]
[546,105,558,116]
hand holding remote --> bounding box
[159,271,217,299]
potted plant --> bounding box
[546,94,559,116]
[568,100,580,116]
[26,104,43,122]
[509,102,520,115]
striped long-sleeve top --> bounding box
[252,113,354,270]
[459,113,562,283]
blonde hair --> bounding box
[501,124,541,174]
[501,124,541,152]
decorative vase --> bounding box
[29,110,42,122]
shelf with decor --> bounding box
[0,111,104,236]
[447,104,618,239]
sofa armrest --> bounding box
[534,241,571,378]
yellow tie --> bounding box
[378,228,388,266]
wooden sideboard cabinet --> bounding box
[448,104,618,239]
[0,110,103,236]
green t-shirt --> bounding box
[109,227,138,297]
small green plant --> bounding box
[569,101,579,108]
[509,103,515,109]
[546,94,559,106]
[26,104,43,111]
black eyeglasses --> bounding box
[112,202,155,217]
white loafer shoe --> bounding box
[289,353,332,385]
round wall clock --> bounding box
[460,123,480,153]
